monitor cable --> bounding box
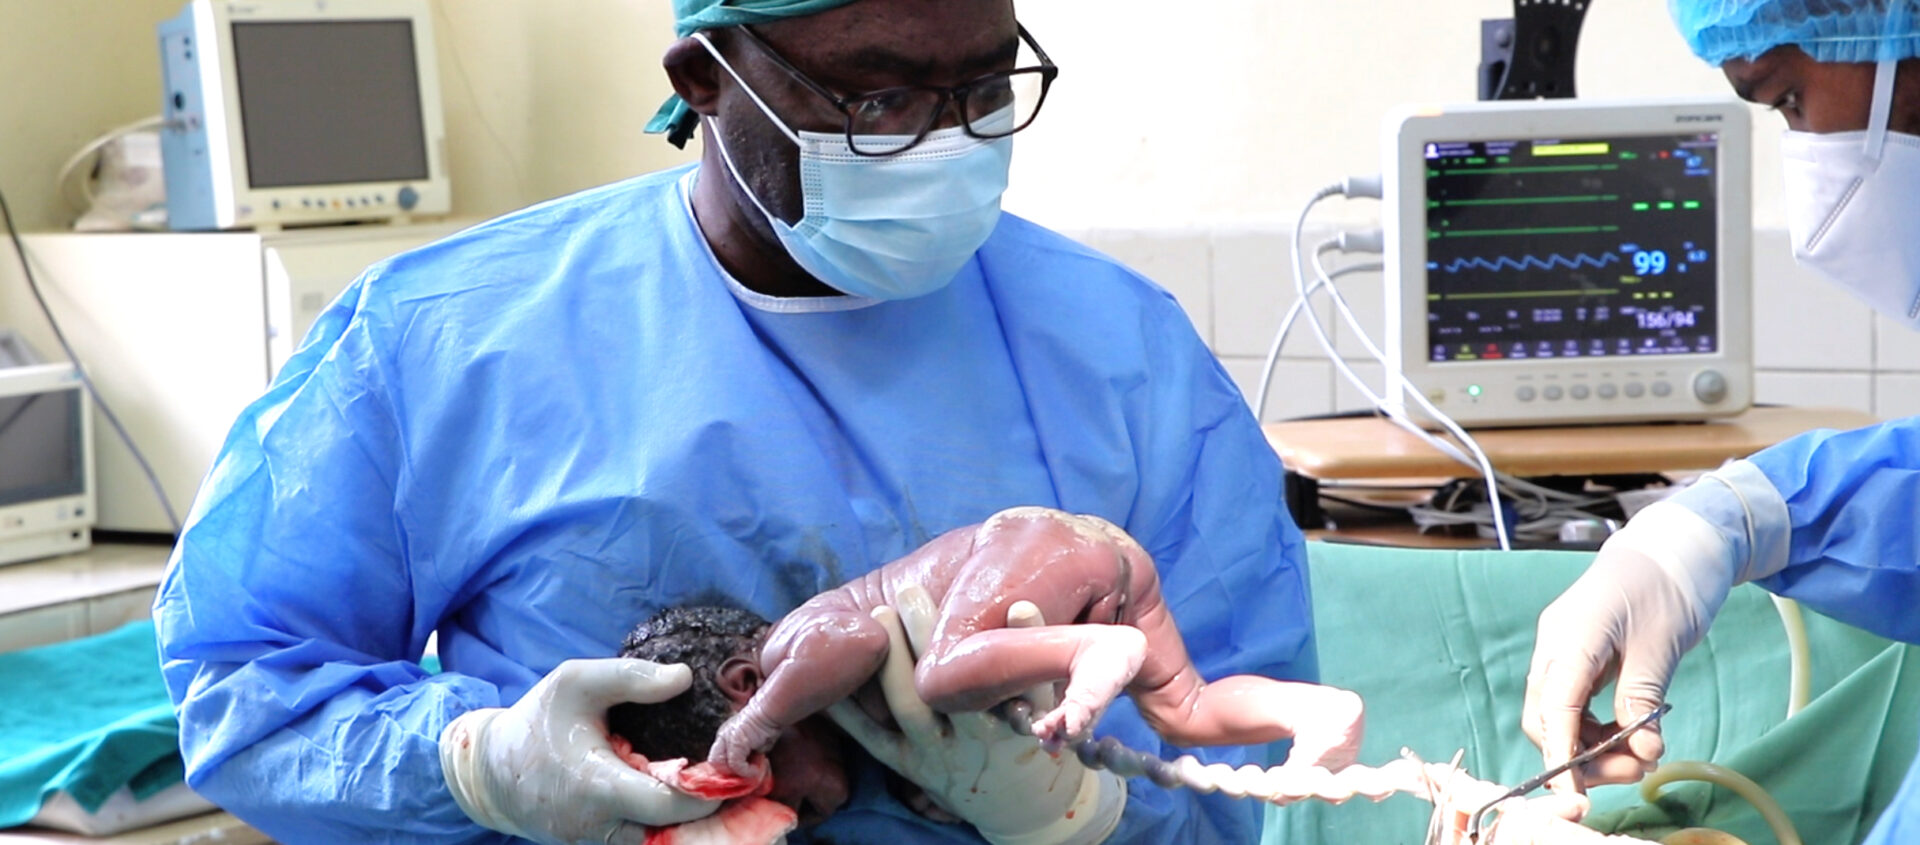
[1282,180,1522,548]
[0,186,184,535]
[1271,184,1626,546]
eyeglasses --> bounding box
[731,23,1058,156]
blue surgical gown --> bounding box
[152,165,1315,844]
[1675,416,1920,843]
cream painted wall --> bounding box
[2,1,1784,234]
[1005,0,1783,231]
[429,0,694,219]
[0,0,183,232]
[0,0,692,233]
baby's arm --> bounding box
[708,597,888,775]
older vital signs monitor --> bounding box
[158,0,450,230]
[1383,98,1753,428]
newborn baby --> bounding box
[615,507,1362,793]
[608,606,850,829]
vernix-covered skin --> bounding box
[710,507,1362,779]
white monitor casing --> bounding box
[1383,97,1753,428]
[159,0,450,231]
[0,363,95,567]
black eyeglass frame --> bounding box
[730,23,1059,157]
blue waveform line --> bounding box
[1429,251,1622,274]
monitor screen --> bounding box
[1422,132,1720,363]
[0,388,83,507]
[231,20,430,188]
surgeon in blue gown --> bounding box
[151,1,1316,843]
[1524,2,1920,841]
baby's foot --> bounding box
[1030,700,1096,745]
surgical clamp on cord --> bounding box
[1463,703,1673,843]
[1000,699,1198,791]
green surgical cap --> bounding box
[645,0,861,147]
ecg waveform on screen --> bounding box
[1429,251,1621,274]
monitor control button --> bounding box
[1516,386,1536,402]
[1693,370,1729,403]
[1653,381,1674,397]
[398,186,420,210]
[1543,385,1564,401]
[1625,382,1646,398]
[1597,383,1618,399]
[1570,384,1590,400]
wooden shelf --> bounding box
[1264,406,1881,481]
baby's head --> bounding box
[611,605,850,826]
[610,605,770,761]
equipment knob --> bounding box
[397,186,420,210]
[1693,370,1729,404]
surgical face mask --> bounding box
[693,32,1013,301]
[1781,59,1920,329]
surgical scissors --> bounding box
[1464,703,1673,842]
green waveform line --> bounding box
[1436,225,1622,238]
[1436,163,1622,175]
[1437,289,1620,300]
[1438,194,1620,207]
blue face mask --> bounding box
[695,32,1013,301]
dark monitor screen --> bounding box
[0,388,84,507]
[1423,132,1720,363]
[231,20,429,188]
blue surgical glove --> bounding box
[439,658,723,845]
[828,585,1127,845]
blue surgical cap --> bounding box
[645,0,861,147]
[1670,0,1920,65]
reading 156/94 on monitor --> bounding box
[1423,132,1719,364]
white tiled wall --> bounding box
[1067,226,1905,423]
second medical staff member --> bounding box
[1525,0,1920,839]
[151,0,1318,843]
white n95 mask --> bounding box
[1781,59,1920,330]
[695,32,1013,301]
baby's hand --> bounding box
[709,711,781,778]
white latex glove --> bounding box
[828,585,1127,845]
[439,658,723,845]
[1522,501,1740,797]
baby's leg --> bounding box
[913,622,1147,742]
[1118,555,1363,762]
[913,509,1134,704]
[710,604,888,775]
[1138,675,1365,769]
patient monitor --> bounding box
[0,332,94,567]
[158,0,450,231]
[1383,98,1753,428]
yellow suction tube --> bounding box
[1639,592,1812,845]
[1771,594,1812,718]
[1640,761,1801,845]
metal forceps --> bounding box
[1464,703,1673,842]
